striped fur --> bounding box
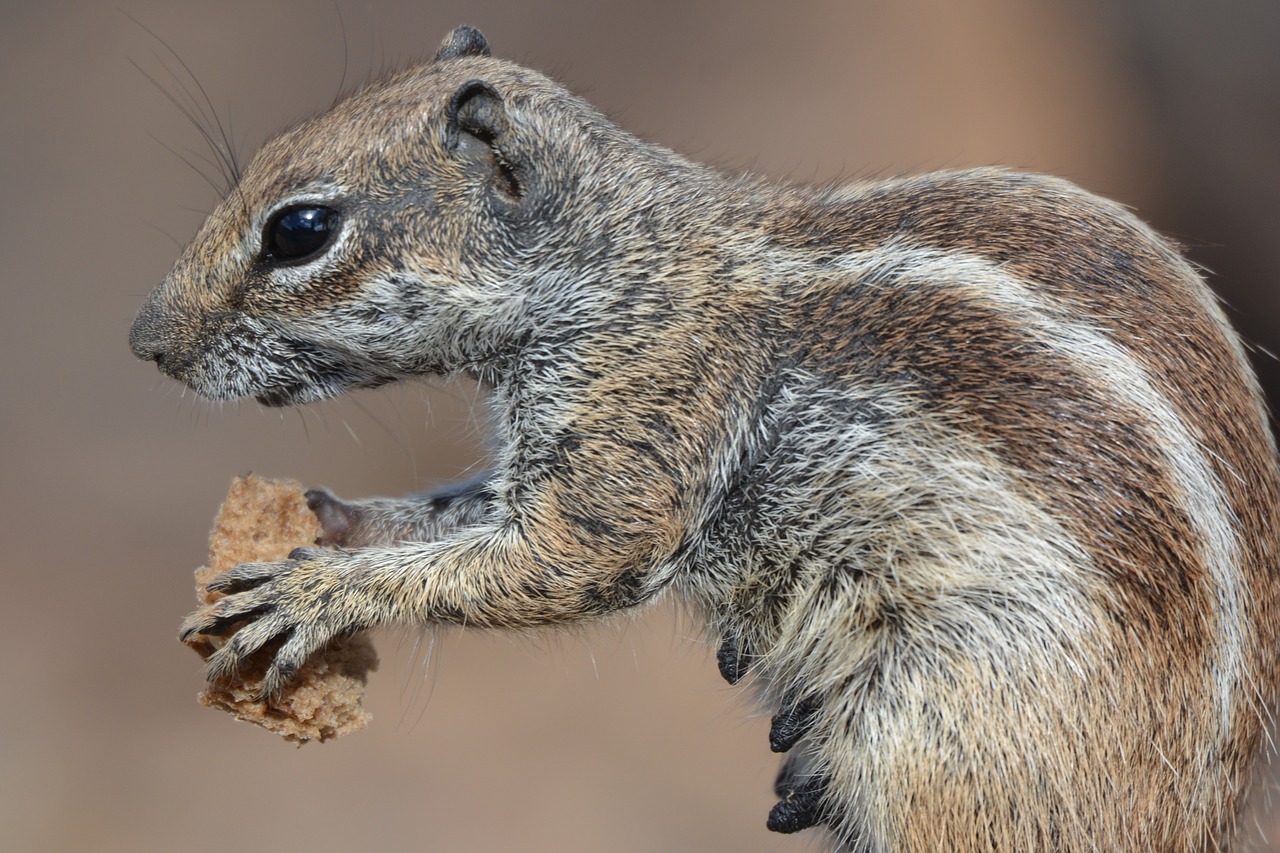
[132,27,1280,852]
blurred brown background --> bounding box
[3,1,1277,851]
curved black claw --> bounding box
[716,637,749,685]
[768,773,829,834]
[770,697,820,753]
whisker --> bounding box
[123,12,241,182]
[124,11,258,225]
[330,0,350,109]
[143,129,229,201]
[129,58,235,197]
[349,393,416,465]
[295,406,312,444]
[139,218,185,252]
[148,52,238,188]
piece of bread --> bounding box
[184,474,378,744]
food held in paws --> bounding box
[184,474,378,744]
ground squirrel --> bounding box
[130,26,1280,851]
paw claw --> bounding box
[179,603,250,642]
[770,697,821,753]
[261,662,296,701]
[716,637,750,685]
[205,605,270,637]
[768,774,829,834]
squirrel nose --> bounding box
[129,290,169,363]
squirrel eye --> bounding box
[263,206,339,263]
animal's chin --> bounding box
[253,385,318,407]
[251,374,397,408]
[250,378,345,407]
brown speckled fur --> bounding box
[131,27,1280,852]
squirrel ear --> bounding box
[446,79,508,148]
[434,26,490,62]
[446,80,522,200]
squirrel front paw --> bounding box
[305,488,361,547]
[179,548,359,697]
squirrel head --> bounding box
[130,26,631,405]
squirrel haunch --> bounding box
[136,25,1280,852]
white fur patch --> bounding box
[839,243,1244,742]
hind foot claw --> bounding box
[770,697,820,752]
[768,772,829,834]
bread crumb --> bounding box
[184,474,378,744]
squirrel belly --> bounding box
[134,26,1280,852]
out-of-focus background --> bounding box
[3,1,1277,850]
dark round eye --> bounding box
[263,206,340,263]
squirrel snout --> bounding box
[129,291,183,374]
[129,292,168,362]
